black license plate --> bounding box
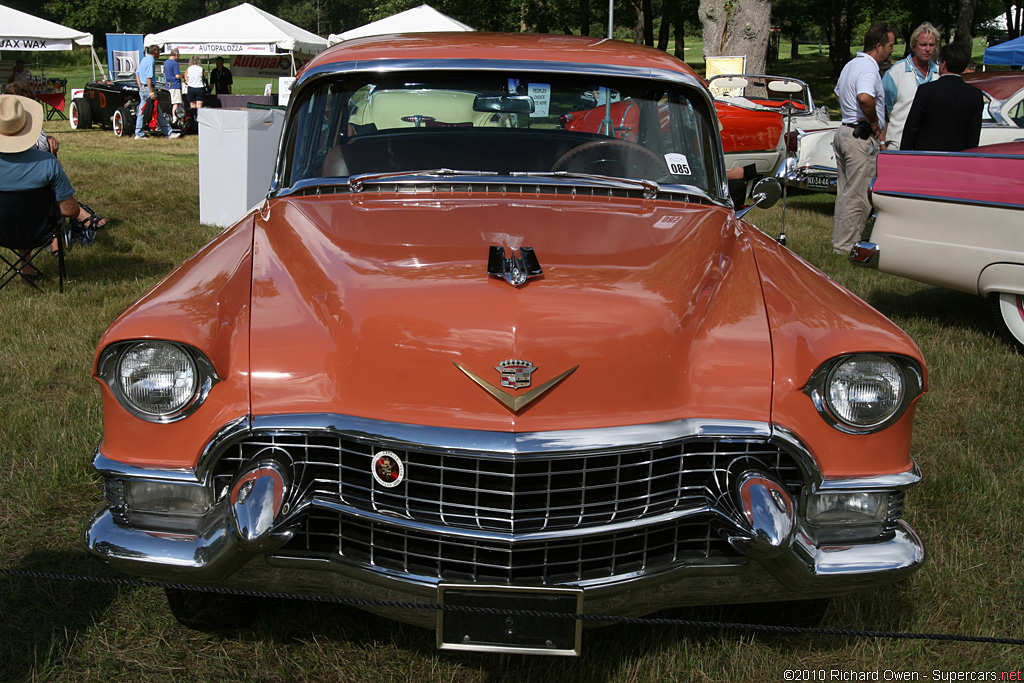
[805,175,834,190]
[437,585,583,655]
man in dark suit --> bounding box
[901,43,984,151]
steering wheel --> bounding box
[551,139,668,179]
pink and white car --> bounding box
[851,141,1024,352]
[785,72,1024,194]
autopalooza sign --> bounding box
[230,54,303,78]
[0,37,74,51]
[167,43,276,55]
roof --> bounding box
[0,3,92,49]
[303,32,697,78]
[328,5,473,44]
[964,71,1024,101]
[144,2,327,56]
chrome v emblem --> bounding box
[453,362,578,414]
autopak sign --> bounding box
[167,43,276,55]
[230,54,303,78]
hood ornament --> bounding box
[454,361,577,414]
[487,246,542,287]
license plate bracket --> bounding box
[437,584,583,656]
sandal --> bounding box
[69,202,103,247]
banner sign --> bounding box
[231,54,303,78]
[167,43,276,55]
[106,34,144,77]
[0,37,73,51]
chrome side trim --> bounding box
[871,190,1024,212]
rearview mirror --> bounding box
[474,95,534,114]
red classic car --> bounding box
[852,141,1024,352]
[85,33,926,655]
[561,74,835,184]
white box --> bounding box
[198,107,285,228]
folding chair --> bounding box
[0,186,66,292]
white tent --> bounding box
[145,2,327,59]
[0,4,93,51]
[328,4,473,45]
[0,4,103,78]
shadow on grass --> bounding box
[865,286,992,336]
[62,251,178,287]
[0,551,125,683]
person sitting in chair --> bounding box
[4,82,109,237]
[0,94,81,277]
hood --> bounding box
[249,194,773,432]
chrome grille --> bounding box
[278,511,737,584]
[212,432,803,534]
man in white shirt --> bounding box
[832,22,896,255]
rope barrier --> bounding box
[2,567,1021,646]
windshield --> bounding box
[280,70,723,194]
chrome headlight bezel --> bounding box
[804,354,924,434]
[97,340,220,423]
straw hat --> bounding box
[0,94,44,154]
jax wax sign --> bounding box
[0,37,74,51]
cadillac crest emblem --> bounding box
[371,451,405,488]
[496,359,537,389]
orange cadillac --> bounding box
[85,33,926,655]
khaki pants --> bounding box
[832,126,879,255]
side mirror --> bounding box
[736,177,782,218]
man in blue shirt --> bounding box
[163,48,183,121]
[0,94,81,275]
[134,45,179,140]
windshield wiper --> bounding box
[348,169,497,192]
[510,171,660,199]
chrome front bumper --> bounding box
[85,504,924,627]
[85,415,924,627]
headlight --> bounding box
[805,491,889,544]
[804,354,924,434]
[98,341,219,422]
[827,354,903,427]
[122,480,213,533]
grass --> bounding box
[1,52,1022,681]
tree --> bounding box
[953,0,976,45]
[698,0,773,74]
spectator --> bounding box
[832,22,896,256]
[964,60,977,73]
[7,60,31,86]
[882,22,940,149]
[901,43,984,152]
[185,56,206,110]
[134,45,180,140]
[163,48,183,120]
[210,57,233,95]
[3,83,110,236]
[0,94,80,276]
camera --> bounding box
[853,120,873,140]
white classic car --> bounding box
[708,74,838,181]
[851,141,1024,352]
[783,71,1024,193]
